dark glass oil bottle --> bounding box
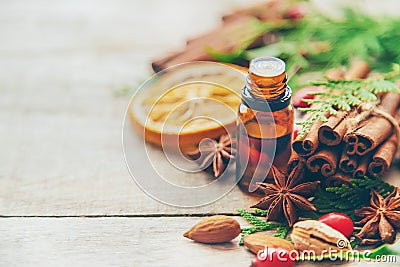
[236,57,294,193]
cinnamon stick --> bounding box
[152,16,258,72]
[325,67,345,80]
[293,112,328,157]
[346,144,357,155]
[368,134,398,177]
[318,110,348,146]
[339,148,358,174]
[345,61,370,80]
[152,1,286,72]
[306,148,339,177]
[222,0,283,23]
[287,151,305,175]
[325,172,351,187]
[344,92,400,156]
[361,107,400,177]
[353,154,371,178]
[318,62,370,146]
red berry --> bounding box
[292,86,321,108]
[251,247,295,267]
[285,3,308,20]
[293,125,301,140]
[318,212,354,238]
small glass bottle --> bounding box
[236,57,294,193]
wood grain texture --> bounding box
[0,0,261,216]
[1,0,400,266]
[1,0,399,217]
[1,217,398,267]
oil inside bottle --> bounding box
[237,120,292,193]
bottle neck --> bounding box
[245,71,288,100]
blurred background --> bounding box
[1,0,400,214]
[1,1,400,266]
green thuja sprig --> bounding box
[274,225,291,239]
[312,176,394,220]
[237,209,290,245]
[296,64,400,139]
[253,208,268,217]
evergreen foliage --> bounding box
[296,66,400,139]
[237,209,290,244]
[312,176,394,220]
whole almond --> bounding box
[291,220,352,255]
[243,233,295,254]
[183,215,241,243]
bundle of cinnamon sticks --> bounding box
[151,1,290,72]
[291,62,400,186]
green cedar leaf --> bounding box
[312,176,394,220]
[237,209,288,244]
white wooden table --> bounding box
[0,0,399,266]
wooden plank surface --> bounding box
[1,217,398,267]
[1,0,399,216]
[1,0,400,266]
[0,0,262,216]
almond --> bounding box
[243,233,295,254]
[183,215,241,243]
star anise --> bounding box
[251,163,319,227]
[187,134,236,178]
[354,187,400,245]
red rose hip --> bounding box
[292,86,322,108]
[318,212,354,238]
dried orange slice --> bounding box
[128,62,246,152]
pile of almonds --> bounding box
[183,214,353,266]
